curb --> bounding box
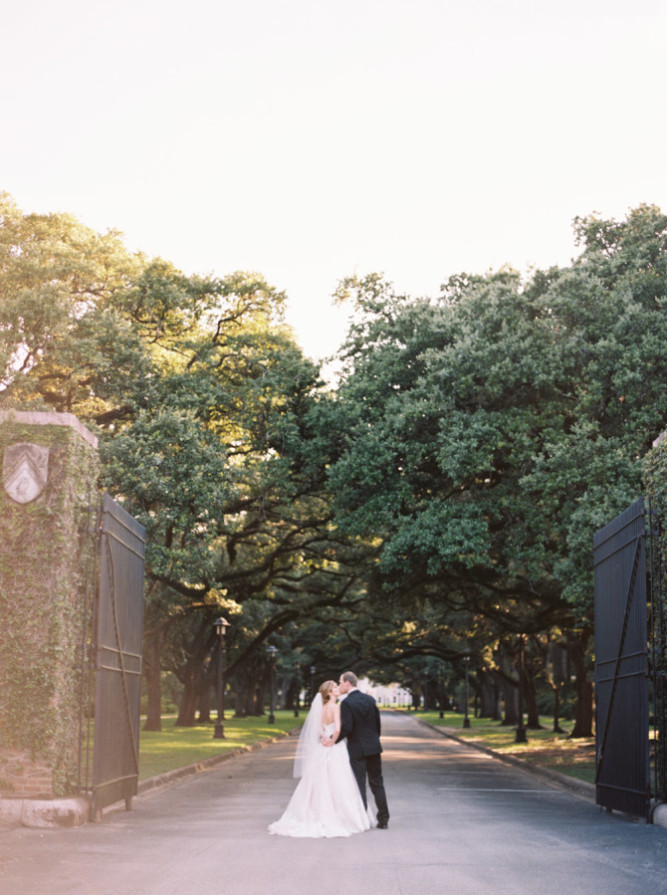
[0,796,89,830]
[418,718,667,827]
[0,728,297,831]
[652,803,667,828]
[7,721,665,830]
[414,718,597,800]
[136,728,296,798]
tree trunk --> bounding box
[479,670,500,719]
[551,684,564,733]
[176,669,202,726]
[174,617,217,727]
[545,639,567,733]
[524,667,541,729]
[570,677,593,737]
[197,659,216,723]
[494,667,518,726]
[235,669,256,717]
[234,680,248,717]
[284,678,299,712]
[279,674,292,709]
[255,679,267,716]
[143,628,164,732]
[197,682,212,724]
[234,682,246,717]
[569,632,594,738]
[523,648,543,729]
[176,652,206,726]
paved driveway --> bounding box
[1,712,665,895]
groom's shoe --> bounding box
[377,821,388,829]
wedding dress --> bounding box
[268,697,373,838]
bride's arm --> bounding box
[329,702,342,743]
[321,702,342,746]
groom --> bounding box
[326,670,390,829]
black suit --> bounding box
[339,689,389,826]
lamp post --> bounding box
[515,634,527,743]
[293,661,301,718]
[213,616,230,739]
[439,664,445,719]
[310,665,316,705]
[462,653,471,729]
[267,645,278,724]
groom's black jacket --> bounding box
[338,689,382,759]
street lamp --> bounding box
[267,645,278,724]
[293,661,301,718]
[213,616,230,739]
[439,664,445,719]
[309,665,316,705]
[462,653,471,729]
[515,634,527,743]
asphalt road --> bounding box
[1,712,666,895]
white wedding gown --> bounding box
[268,722,373,838]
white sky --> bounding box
[3,0,667,363]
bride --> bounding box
[268,680,373,837]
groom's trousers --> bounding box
[350,753,389,825]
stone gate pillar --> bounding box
[0,411,99,812]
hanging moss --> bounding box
[0,421,99,796]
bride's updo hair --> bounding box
[319,680,336,703]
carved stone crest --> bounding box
[3,443,50,504]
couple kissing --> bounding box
[268,671,390,837]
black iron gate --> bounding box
[91,493,146,818]
[593,498,650,820]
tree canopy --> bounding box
[325,206,667,732]
[3,193,667,733]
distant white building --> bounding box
[360,679,411,707]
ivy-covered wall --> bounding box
[0,415,99,798]
[645,434,667,508]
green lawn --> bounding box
[412,710,596,783]
[135,708,597,785]
[137,711,304,780]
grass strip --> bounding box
[137,711,304,780]
[412,710,596,783]
[135,708,597,785]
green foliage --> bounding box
[327,206,667,730]
[1,193,343,731]
[5,193,667,755]
[0,191,147,418]
[643,436,667,795]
